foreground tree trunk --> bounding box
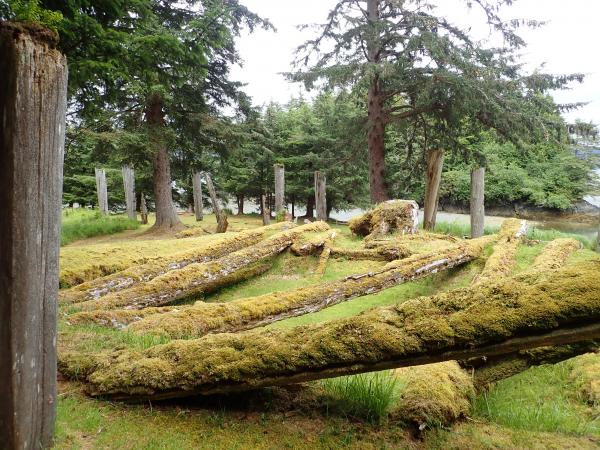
[0,23,67,449]
[60,260,600,400]
[146,92,183,231]
[122,165,136,221]
[423,149,444,230]
[95,168,109,215]
[470,167,485,238]
[192,171,203,221]
[314,171,327,221]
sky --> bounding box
[230,0,600,125]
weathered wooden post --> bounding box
[140,192,149,225]
[261,194,271,225]
[95,168,109,215]
[315,171,327,221]
[122,165,136,221]
[0,22,67,449]
[274,163,285,214]
[596,208,600,253]
[204,172,228,233]
[192,171,203,221]
[423,149,444,230]
[470,167,485,238]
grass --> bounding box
[472,362,600,436]
[321,372,404,424]
[431,220,499,237]
[526,226,596,249]
[62,209,139,246]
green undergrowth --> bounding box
[526,226,595,249]
[431,221,500,237]
[62,209,139,246]
[472,361,600,436]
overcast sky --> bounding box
[230,0,599,124]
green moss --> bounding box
[568,352,600,409]
[349,200,418,238]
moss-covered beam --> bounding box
[329,245,412,261]
[72,222,329,312]
[120,236,494,339]
[349,200,419,238]
[59,260,600,401]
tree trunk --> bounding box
[261,194,270,225]
[140,192,148,225]
[192,171,203,222]
[237,194,244,215]
[122,165,136,221]
[146,92,183,231]
[274,163,285,213]
[291,195,295,218]
[204,172,228,233]
[305,195,315,218]
[95,168,109,215]
[366,0,388,203]
[470,167,485,238]
[423,149,444,231]
[315,171,327,221]
[0,23,67,448]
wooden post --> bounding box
[470,167,485,238]
[315,171,327,221]
[204,172,228,233]
[95,168,109,215]
[0,23,67,449]
[261,194,271,225]
[122,165,136,221]
[192,171,203,222]
[423,149,444,230]
[596,208,600,253]
[140,192,148,225]
[274,163,285,214]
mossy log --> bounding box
[329,245,412,261]
[568,352,600,409]
[121,235,494,339]
[471,219,527,286]
[391,362,474,429]
[349,200,419,238]
[73,222,329,311]
[61,222,291,304]
[289,231,336,256]
[58,260,600,400]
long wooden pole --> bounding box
[423,149,444,230]
[95,168,109,215]
[470,167,485,238]
[122,165,136,221]
[0,23,67,449]
[203,172,227,233]
[314,171,327,221]
[192,171,203,221]
[274,163,285,214]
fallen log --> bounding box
[522,238,581,274]
[61,222,292,304]
[349,200,419,238]
[73,221,330,311]
[289,231,336,256]
[568,352,600,410]
[329,245,411,261]
[121,235,495,338]
[59,260,600,400]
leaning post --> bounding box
[0,22,67,449]
[315,171,327,221]
[95,168,109,215]
[423,149,444,230]
[204,172,228,233]
[274,163,285,215]
[122,165,136,220]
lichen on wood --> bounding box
[119,236,493,339]
[349,200,419,238]
[72,222,329,311]
[58,260,600,400]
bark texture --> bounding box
[274,163,285,213]
[423,149,444,231]
[72,222,327,311]
[147,92,183,231]
[122,165,136,221]
[470,167,485,238]
[59,260,600,400]
[0,23,67,449]
[95,168,109,215]
[314,171,327,221]
[192,171,203,222]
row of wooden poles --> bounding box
[93,163,329,225]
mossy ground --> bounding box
[55,214,600,449]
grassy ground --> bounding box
[62,209,140,246]
[54,214,600,449]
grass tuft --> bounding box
[62,209,139,246]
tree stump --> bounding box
[192,171,203,222]
[470,167,485,238]
[0,22,67,449]
[314,171,327,221]
[423,149,444,230]
[95,168,109,215]
[122,165,136,221]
